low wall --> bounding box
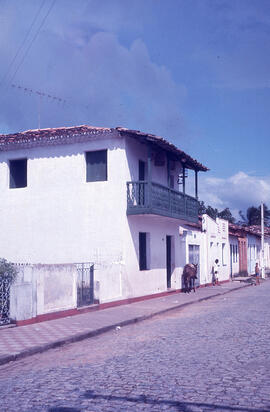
[10,264,77,322]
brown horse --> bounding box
[182,263,198,293]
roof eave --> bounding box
[116,127,208,172]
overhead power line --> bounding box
[0,0,47,87]
[10,0,56,83]
[11,83,67,104]
[11,83,92,112]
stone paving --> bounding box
[0,280,269,411]
[0,281,250,366]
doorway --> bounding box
[188,244,200,286]
[139,160,145,181]
[166,236,172,288]
[138,160,146,206]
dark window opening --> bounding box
[9,158,27,188]
[138,160,145,181]
[139,232,147,270]
[86,150,107,182]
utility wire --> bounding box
[11,82,92,112]
[9,0,56,84]
[0,0,46,87]
[11,83,67,104]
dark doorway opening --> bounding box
[166,236,172,288]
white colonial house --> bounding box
[0,125,211,323]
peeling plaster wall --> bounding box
[10,264,77,321]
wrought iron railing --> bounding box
[76,263,95,307]
[127,181,199,221]
[0,278,11,325]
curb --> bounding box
[0,282,251,367]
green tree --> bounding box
[198,201,207,215]
[239,204,270,226]
[205,205,219,220]
[218,207,235,223]
[0,258,18,284]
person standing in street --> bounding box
[212,259,219,286]
[255,262,260,285]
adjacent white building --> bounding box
[201,215,230,284]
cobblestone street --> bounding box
[1,282,270,412]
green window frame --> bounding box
[86,150,107,182]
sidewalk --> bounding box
[0,280,257,366]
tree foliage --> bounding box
[206,205,219,220]
[200,201,270,226]
[199,201,235,223]
[239,204,270,226]
[217,207,235,224]
[0,258,18,284]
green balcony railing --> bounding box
[127,181,199,222]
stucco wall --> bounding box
[10,264,77,321]
[229,236,239,277]
[1,130,208,305]
[182,227,206,286]
[264,238,270,269]
[0,132,127,270]
[202,214,230,283]
[125,137,182,188]
[247,234,260,275]
[123,215,184,298]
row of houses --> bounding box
[0,125,269,325]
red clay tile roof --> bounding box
[229,223,270,237]
[0,125,208,172]
[0,125,113,149]
[116,127,208,171]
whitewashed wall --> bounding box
[125,137,183,189]
[202,214,230,283]
[1,130,203,305]
[264,238,270,269]
[10,264,77,321]
[123,215,183,298]
[121,137,194,299]
[247,234,261,275]
[229,235,239,277]
[0,131,131,303]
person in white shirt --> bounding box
[212,259,219,286]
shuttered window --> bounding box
[86,150,107,182]
[9,158,27,188]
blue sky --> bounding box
[0,0,269,217]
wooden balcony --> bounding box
[127,181,199,222]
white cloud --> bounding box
[199,171,270,216]
[0,2,187,141]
